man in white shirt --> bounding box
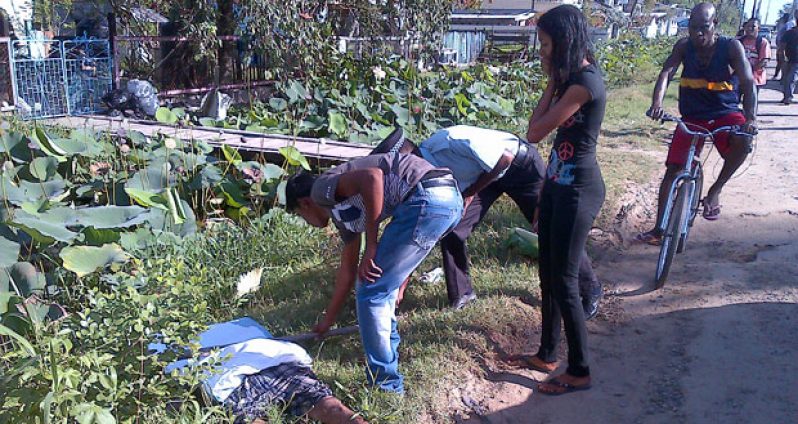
[416,126,603,319]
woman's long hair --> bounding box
[537,5,595,92]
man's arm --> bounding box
[335,168,384,282]
[314,236,360,335]
[728,39,757,130]
[462,151,514,199]
[649,38,687,119]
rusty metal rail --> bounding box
[46,115,373,164]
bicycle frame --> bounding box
[657,134,702,237]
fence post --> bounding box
[108,12,119,90]
[8,38,17,108]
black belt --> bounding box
[513,142,531,166]
[419,175,458,189]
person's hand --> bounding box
[313,314,335,337]
[741,119,758,136]
[358,246,382,283]
[463,195,474,216]
[647,103,664,120]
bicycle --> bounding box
[653,114,754,288]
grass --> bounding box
[123,81,676,423]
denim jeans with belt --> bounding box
[355,181,463,393]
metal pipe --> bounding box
[115,35,241,42]
[157,80,274,97]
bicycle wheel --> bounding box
[679,163,704,253]
[655,182,690,289]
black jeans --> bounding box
[440,148,599,305]
[536,179,605,377]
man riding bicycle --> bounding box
[638,2,757,245]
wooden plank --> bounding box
[43,115,374,163]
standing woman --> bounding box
[524,5,606,394]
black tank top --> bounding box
[546,64,605,188]
[679,37,741,120]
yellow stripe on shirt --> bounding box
[680,78,735,91]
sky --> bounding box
[744,0,796,25]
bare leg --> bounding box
[703,135,749,210]
[307,396,369,424]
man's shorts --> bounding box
[666,112,746,167]
[224,362,333,422]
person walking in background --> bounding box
[508,4,607,395]
[738,18,770,103]
[779,10,798,105]
[774,13,796,80]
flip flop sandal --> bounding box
[702,203,721,221]
[504,354,559,373]
[537,377,592,396]
[635,230,662,246]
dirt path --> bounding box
[456,84,798,423]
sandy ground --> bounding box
[453,80,798,423]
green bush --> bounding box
[198,35,673,145]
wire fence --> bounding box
[9,38,112,119]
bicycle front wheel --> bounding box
[656,182,690,289]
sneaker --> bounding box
[582,283,603,320]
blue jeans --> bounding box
[355,182,462,393]
[783,62,798,102]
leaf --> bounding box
[390,104,410,125]
[11,211,79,244]
[155,107,178,124]
[164,187,186,225]
[74,206,150,229]
[262,163,285,180]
[29,157,59,181]
[0,262,46,297]
[328,111,349,138]
[81,228,121,246]
[188,165,224,190]
[0,323,36,357]
[0,131,24,153]
[278,146,310,170]
[221,144,242,165]
[0,233,19,267]
[454,93,471,116]
[269,97,287,111]
[60,244,130,277]
[276,180,287,205]
[125,188,169,210]
[32,126,67,161]
[71,402,117,424]
[119,227,155,252]
[198,117,218,127]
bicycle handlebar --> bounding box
[649,112,757,139]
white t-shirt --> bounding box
[166,338,312,402]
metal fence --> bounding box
[9,38,112,120]
[63,39,113,116]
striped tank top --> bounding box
[679,37,741,120]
